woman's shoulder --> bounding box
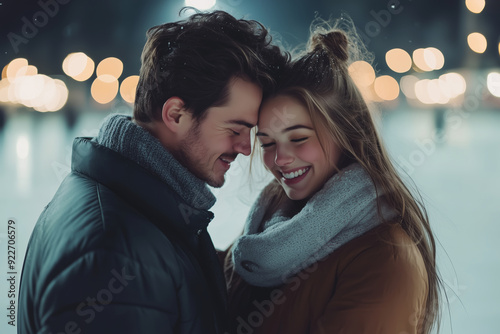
[326,223,428,281]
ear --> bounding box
[161,97,193,135]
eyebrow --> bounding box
[226,120,255,128]
[256,124,313,137]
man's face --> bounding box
[173,77,262,188]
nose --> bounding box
[234,133,252,156]
[274,144,294,167]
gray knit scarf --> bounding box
[232,163,398,287]
[94,114,216,210]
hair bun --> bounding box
[312,31,349,62]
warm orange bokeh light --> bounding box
[63,53,87,77]
[465,0,485,14]
[1,65,8,79]
[120,75,140,103]
[6,58,29,82]
[97,57,124,80]
[412,49,432,72]
[91,75,119,104]
[348,61,376,87]
[424,47,445,70]
[385,48,412,73]
[63,52,95,81]
[0,79,9,102]
[467,33,487,53]
[374,75,399,101]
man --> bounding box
[18,11,287,334]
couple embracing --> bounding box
[18,10,440,334]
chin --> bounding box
[284,189,307,201]
[206,175,225,188]
[210,181,225,188]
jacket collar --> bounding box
[71,137,214,233]
[94,114,216,210]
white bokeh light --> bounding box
[487,72,500,98]
[16,136,30,160]
[185,0,216,10]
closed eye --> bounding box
[291,137,308,142]
[260,142,275,148]
[232,130,240,136]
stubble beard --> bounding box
[173,123,225,188]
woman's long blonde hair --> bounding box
[251,17,442,334]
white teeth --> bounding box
[282,167,309,180]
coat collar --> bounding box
[94,114,215,210]
[71,137,214,233]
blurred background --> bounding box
[1,0,499,332]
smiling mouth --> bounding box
[280,167,310,180]
[220,157,233,164]
[218,156,236,171]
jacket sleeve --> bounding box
[310,244,428,334]
[36,249,179,334]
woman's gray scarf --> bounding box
[94,114,216,210]
[232,163,397,287]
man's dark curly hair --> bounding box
[133,10,289,123]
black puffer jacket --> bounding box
[18,137,227,334]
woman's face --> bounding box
[257,95,342,200]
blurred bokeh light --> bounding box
[400,75,418,100]
[97,57,124,80]
[120,75,140,104]
[424,47,445,70]
[467,32,488,54]
[412,48,432,72]
[386,48,412,73]
[374,75,399,101]
[348,60,376,86]
[16,136,30,160]
[465,0,485,14]
[185,0,216,10]
[63,52,95,81]
[91,75,119,104]
[487,72,500,97]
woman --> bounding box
[223,19,441,334]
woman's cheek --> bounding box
[297,140,324,163]
[262,150,275,170]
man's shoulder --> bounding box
[33,172,180,268]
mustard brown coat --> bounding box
[224,223,428,334]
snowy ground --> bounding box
[0,105,499,333]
